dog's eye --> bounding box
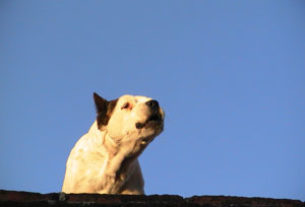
[121,102,131,110]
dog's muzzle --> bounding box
[135,100,163,129]
[146,100,159,111]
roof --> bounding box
[0,190,303,207]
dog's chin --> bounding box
[139,125,163,146]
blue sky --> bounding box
[1,0,305,201]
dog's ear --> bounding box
[93,93,118,129]
[93,92,108,115]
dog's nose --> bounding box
[146,100,159,111]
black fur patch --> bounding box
[93,93,118,129]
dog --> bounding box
[62,93,164,194]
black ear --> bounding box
[93,92,108,114]
[93,93,118,129]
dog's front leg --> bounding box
[118,159,144,195]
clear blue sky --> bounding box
[1,0,304,201]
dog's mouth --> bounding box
[147,113,162,122]
[135,113,163,129]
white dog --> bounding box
[62,93,164,194]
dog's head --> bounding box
[93,93,164,149]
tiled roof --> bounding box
[0,190,303,207]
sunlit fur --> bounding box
[62,94,164,194]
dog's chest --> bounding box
[69,133,133,192]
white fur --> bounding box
[62,95,164,194]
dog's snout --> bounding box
[146,100,159,111]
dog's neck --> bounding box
[88,121,140,193]
[88,121,119,157]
